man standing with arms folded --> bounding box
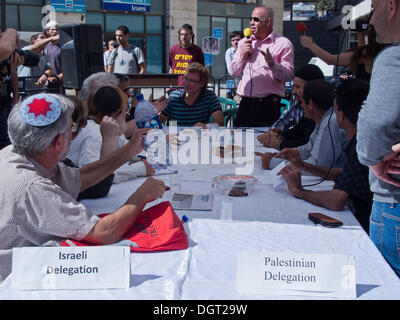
[356,0,400,277]
[108,25,146,75]
[231,6,294,127]
[168,24,205,87]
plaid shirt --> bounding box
[334,136,372,231]
[271,100,303,131]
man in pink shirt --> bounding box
[231,6,294,127]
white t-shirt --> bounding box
[68,120,146,183]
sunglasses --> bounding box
[250,17,262,22]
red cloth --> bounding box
[168,44,205,85]
[61,201,188,252]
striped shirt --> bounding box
[162,89,222,126]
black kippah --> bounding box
[295,64,325,82]
[93,86,121,115]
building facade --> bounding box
[1,0,284,78]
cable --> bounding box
[300,29,348,187]
[301,106,335,187]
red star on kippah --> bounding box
[27,98,52,118]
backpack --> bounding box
[110,46,141,71]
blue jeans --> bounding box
[370,201,400,277]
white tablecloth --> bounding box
[1,128,399,299]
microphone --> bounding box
[297,22,307,35]
[244,28,252,39]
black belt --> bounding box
[242,94,280,104]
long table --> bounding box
[1,128,399,300]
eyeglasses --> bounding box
[184,75,202,84]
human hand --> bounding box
[274,148,303,169]
[193,122,206,129]
[260,48,275,68]
[142,159,155,176]
[257,130,282,149]
[126,127,151,157]
[47,75,58,84]
[100,116,120,141]
[51,34,60,44]
[277,164,303,197]
[241,38,253,59]
[255,151,276,170]
[10,51,24,69]
[151,95,170,113]
[135,177,166,203]
[370,143,400,187]
[300,35,313,49]
[36,74,47,87]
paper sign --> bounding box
[11,246,130,290]
[213,28,224,40]
[237,251,356,298]
[271,161,287,190]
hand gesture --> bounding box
[274,148,303,169]
[100,116,120,141]
[277,164,303,196]
[260,48,275,68]
[150,94,170,113]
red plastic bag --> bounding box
[61,201,188,252]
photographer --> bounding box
[0,28,19,149]
[17,33,57,95]
[0,28,40,149]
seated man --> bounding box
[0,93,165,281]
[277,78,371,233]
[68,86,154,184]
[257,64,325,150]
[159,62,224,127]
[257,79,349,170]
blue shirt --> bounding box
[162,89,222,126]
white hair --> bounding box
[79,72,119,101]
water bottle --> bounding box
[134,94,168,169]
[134,94,163,129]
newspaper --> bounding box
[171,193,214,211]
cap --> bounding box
[19,93,61,127]
[93,86,121,115]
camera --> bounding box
[111,42,119,49]
[356,19,369,32]
[15,48,40,67]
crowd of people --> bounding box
[0,1,399,283]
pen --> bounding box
[137,155,147,160]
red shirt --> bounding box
[168,44,205,85]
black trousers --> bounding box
[234,95,282,127]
